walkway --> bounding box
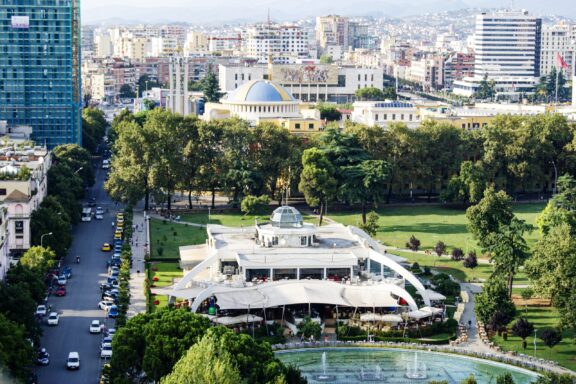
[127,210,148,318]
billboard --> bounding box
[273,65,338,85]
[11,16,29,29]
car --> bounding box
[36,305,47,317]
[116,220,124,228]
[115,226,123,234]
[66,352,80,370]
[102,160,110,169]
[61,266,72,279]
[102,336,113,345]
[106,328,116,338]
[113,232,122,240]
[100,343,113,359]
[88,198,97,207]
[108,305,119,318]
[95,207,104,220]
[109,270,119,279]
[90,320,102,334]
[113,239,123,246]
[36,348,50,366]
[98,300,115,311]
[55,286,66,297]
[101,243,111,252]
[47,312,59,325]
[57,275,67,285]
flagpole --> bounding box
[555,67,559,104]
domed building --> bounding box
[203,80,322,135]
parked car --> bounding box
[108,305,119,318]
[95,207,104,220]
[89,320,102,334]
[36,305,47,317]
[47,312,59,325]
[61,266,72,279]
[98,300,115,311]
[57,276,67,285]
[66,352,80,370]
[55,286,66,297]
[100,343,113,359]
[106,328,117,338]
[36,348,50,366]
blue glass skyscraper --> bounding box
[0,0,82,148]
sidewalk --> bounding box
[127,210,148,318]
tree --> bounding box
[119,84,136,99]
[241,195,270,216]
[359,211,379,237]
[511,318,534,350]
[299,148,337,226]
[317,104,341,121]
[0,313,35,381]
[143,98,157,110]
[0,282,41,342]
[19,246,56,273]
[441,161,487,204]
[490,310,513,335]
[475,74,496,100]
[201,66,222,102]
[475,276,516,324]
[382,87,397,100]
[466,186,514,249]
[526,222,576,330]
[488,217,532,297]
[463,251,478,269]
[406,235,420,251]
[534,373,576,384]
[461,374,478,384]
[434,241,446,257]
[53,144,95,187]
[30,197,72,257]
[109,308,211,383]
[536,175,576,235]
[355,87,385,101]
[297,316,322,339]
[520,288,534,312]
[138,74,161,96]
[161,335,241,384]
[5,264,46,304]
[319,54,333,64]
[451,247,464,261]
[539,328,563,355]
[496,373,515,384]
[430,273,460,296]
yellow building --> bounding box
[203,80,322,135]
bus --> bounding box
[81,208,93,222]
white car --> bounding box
[66,352,80,370]
[36,305,47,317]
[95,207,104,220]
[89,320,102,334]
[47,312,59,325]
[98,301,115,311]
[102,160,110,169]
[100,343,113,359]
[57,276,67,285]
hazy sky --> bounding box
[82,0,576,24]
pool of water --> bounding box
[276,348,539,384]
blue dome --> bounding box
[227,80,295,103]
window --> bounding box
[375,114,378,121]
[392,114,396,120]
[300,236,307,246]
[0,189,5,196]
[308,123,314,129]
[295,123,301,129]
[15,221,24,234]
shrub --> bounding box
[451,247,464,261]
[463,251,478,269]
[434,241,446,257]
[406,235,420,251]
[240,195,270,216]
[411,262,421,273]
[359,211,380,237]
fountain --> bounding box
[359,364,383,381]
[314,352,336,382]
[406,353,427,379]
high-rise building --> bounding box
[242,24,309,64]
[0,0,82,147]
[454,10,542,98]
[167,57,191,116]
[316,15,350,53]
[540,23,575,77]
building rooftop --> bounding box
[225,80,295,103]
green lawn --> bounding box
[328,203,545,252]
[491,306,576,372]
[149,218,207,260]
[148,262,183,312]
[180,211,321,227]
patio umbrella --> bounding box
[380,314,403,322]
[360,313,383,322]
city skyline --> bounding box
[82,0,576,24]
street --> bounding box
[36,164,116,384]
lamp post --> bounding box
[207,207,211,225]
[533,329,538,356]
[40,232,53,248]
[73,167,83,175]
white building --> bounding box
[94,32,113,58]
[184,31,209,54]
[351,101,420,129]
[316,15,350,53]
[167,57,192,116]
[0,144,51,268]
[150,37,179,57]
[219,63,383,104]
[168,206,443,324]
[454,10,542,98]
[540,23,575,77]
[242,24,309,64]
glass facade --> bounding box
[0,0,82,148]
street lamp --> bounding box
[73,167,83,175]
[40,232,53,248]
[207,207,211,224]
[533,329,538,356]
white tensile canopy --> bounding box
[360,313,383,322]
[187,280,419,312]
[425,289,447,301]
[380,314,403,322]
[420,306,444,315]
[407,310,432,319]
[213,314,263,325]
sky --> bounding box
[82,0,576,24]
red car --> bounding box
[55,286,66,297]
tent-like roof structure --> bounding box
[270,206,304,228]
[187,280,418,312]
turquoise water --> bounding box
[276,348,539,384]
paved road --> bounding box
[36,163,117,384]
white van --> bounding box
[66,352,80,370]
[81,208,92,222]
[102,159,110,169]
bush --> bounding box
[240,195,270,216]
[434,241,446,256]
[359,211,379,237]
[431,273,460,296]
[411,262,421,273]
[463,251,478,269]
[423,266,432,276]
[406,235,421,251]
[451,247,464,261]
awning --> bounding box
[213,314,263,325]
[420,306,444,315]
[380,314,403,322]
[360,313,382,322]
[425,289,446,301]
